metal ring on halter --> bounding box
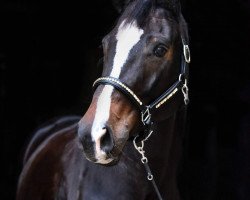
[179,74,185,82]
[133,136,144,150]
[141,106,151,126]
[147,173,154,181]
[141,157,148,164]
[183,44,191,63]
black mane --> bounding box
[121,0,181,27]
[126,0,154,27]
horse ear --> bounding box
[112,0,132,13]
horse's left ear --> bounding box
[112,0,132,13]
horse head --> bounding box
[78,0,190,165]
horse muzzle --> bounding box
[78,122,128,165]
[77,90,139,165]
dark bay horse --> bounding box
[17,0,191,199]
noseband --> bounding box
[93,39,191,142]
[93,38,190,200]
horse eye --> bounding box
[154,45,168,57]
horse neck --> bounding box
[149,107,186,156]
[145,107,187,198]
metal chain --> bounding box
[133,139,148,164]
[182,79,189,105]
[133,136,164,200]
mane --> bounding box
[124,0,155,27]
[121,0,181,27]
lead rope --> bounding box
[133,136,163,200]
[133,108,164,200]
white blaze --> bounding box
[91,20,143,162]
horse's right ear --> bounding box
[112,0,132,13]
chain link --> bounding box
[133,138,148,164]
[182,79,189,105]
[133,136,163,200]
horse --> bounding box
[16,0,191,199]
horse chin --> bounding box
[94,150,122,166]
[98,157,120,167]
[83,150,121,166]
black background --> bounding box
[0,0,249,200]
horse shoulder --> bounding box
[23,115,81,164]
[16,122,85,200]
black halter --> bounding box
[93,39,191,142]
[93,39,190,200]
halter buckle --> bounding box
[141,106,151,125]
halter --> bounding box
[93,39,190,200]
[93,39,190,142]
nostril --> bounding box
[81,135,94,152]
[100,128,114,153]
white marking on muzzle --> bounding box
[91,20,144,163]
